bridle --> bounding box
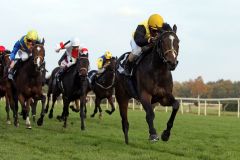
[78,56,89,76]
[156,30,179,63]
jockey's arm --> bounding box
[55,40,71,53]
[134,25,149,47]
[10,41,21,60]
[97,58,103,69]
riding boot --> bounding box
[124,60,133,76]
[126,78,138,99]
[8,60,20,80]
[8,68,14,80]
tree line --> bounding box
[173,76,240,98]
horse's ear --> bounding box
[173,24,177,33]
[41,38,45,45]
[115,56,118,60]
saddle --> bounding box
[116,45,153,99]
[55,65,75,92]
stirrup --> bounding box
[124,68,132,76]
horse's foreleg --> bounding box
[31,99,37,122]
[25,99,32,129]
[80,96,87,130]
[160,95,179,141]
[62,99,70,128]
[140,92,158,142]
[105,96,115,115]
[37,94,46,126]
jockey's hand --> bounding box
[55,44,62,53]
[55,48,61,53]
[148,37,157,44]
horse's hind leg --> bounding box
[49,94,57,119]
[116,94,129,144]
[140,92,158,141]
[37,94,46,126]
[5,96,11,125]
[45,92,51,113]
[31,99,37,122]
[105,96,115,115]
[90,97,100,118]
[160,95,179,141]
[70,100,80,112]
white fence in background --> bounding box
[3,95,238,118]
[86,95,240,118]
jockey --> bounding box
[55,37,88,82]
[96,51,112,76]
[8,30,41,80]
[124,14,164,75]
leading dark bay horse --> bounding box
[7,42,46,128]
[87,57,117,118]
[115,23,180,144]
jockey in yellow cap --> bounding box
[96,51,112,76]
[124,14,164,75]
[8,30,41,80]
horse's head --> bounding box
[77,54,89,80]
[155,23,180,70]
[0,50,10,67]
[105,57,117,72]
[32,39,45,70]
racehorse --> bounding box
[0,50,11,124]
[60,54,89,129]
[115,23,180,144]
[87,57,117,118]
[7,42,46,128]
[46,54,89,129]
[45,69,83,120]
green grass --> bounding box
[0,101,239,160]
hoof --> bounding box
[48,113,53,119]
[105,110,112,115]
[14,121,19,128]
[44,108,48,113]
[81,126,85,130]
[32,115,36,122]
[56,115,63,122]
[149,134,159,142]
[90,114,95,118]
[26,124,32,129]
[37,118,43,126]
[161,130,170,141]
[6,120,11,125]
[99,113,102,119]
